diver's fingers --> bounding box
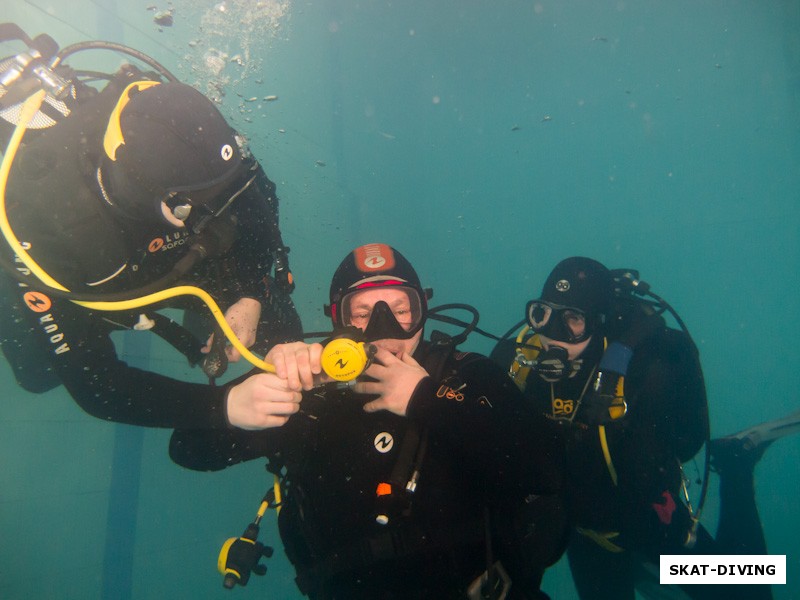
[201,333,214,354]
[265,342,324,390]
[363,362,388,381]
[362,398,387,413]
[352,381,381,396]
[266,342,303,386]
[399,352,422,368]
[225,346,242,363]
[370,346,401,366]
[226,372,303,430]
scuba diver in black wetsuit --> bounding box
[0,24,302,429]
[170,243,568,599]
[491,257,775,600]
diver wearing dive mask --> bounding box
[172,243,566,600]
[495,259,770,600]
[340,284,426,342]
[514,258,612,386]
[0,45,301,430]
[326,244,431,345]
[524,300,593,382]
[526,300,591,344]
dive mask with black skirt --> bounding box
[526,300,594,344]
[339,286,425,342]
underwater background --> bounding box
[0,0,798,598]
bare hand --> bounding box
[226,372,302,430]
[353,347,428,416]
[202,297,262,362]
[266,341,328,391]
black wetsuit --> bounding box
[0,69,301,428]
[170,342,567,599]
[494,326,771,600]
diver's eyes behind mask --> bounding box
[341,286,425,341]
[526,300,589,344]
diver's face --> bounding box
[562,311,587,339]
[531,304,589,359]
[538,334,591,360]
[372,333,422,357]
[346,287,422,356]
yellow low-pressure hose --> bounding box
[0,92,62,284]
[0,89,275,373]
[273,474,283,514]
[75,286,275,373]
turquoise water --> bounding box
[1,1,798,598]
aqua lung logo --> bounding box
[322,341,361,380]
[355,244,394,272]
[555,279,570,292]
[15,246,70,355]
[148,231,190,253]
[221,144,234,161]
[22,291,70,355]
[373,432,394,453]
[23,291,51,313]
[364,255,386,269]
